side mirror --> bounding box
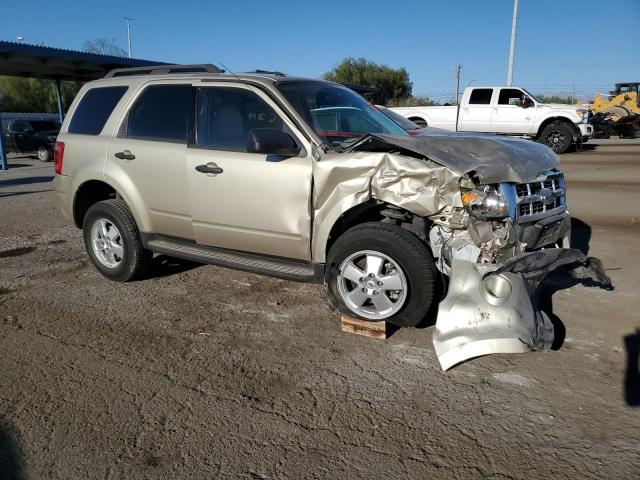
[521,98,533,108]
[246,128,300,157]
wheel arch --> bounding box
[314,199,430,263]
[408,116,428,127]
[72,178,149,232]
[536,116,578,139]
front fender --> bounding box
[312,151,461,262]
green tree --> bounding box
[324,57,412,104]
[83,38,127,57]
[536,95,577,104]
[388,95,441,107]
[0,76,82,113]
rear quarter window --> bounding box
[468,89,493,105]
[68,86,128,135]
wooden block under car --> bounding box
[340,314,391,339]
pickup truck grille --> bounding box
[515,170,566,221]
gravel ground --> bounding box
[1,140,639,479]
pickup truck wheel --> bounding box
[37,146,51,162]
[324,222,437,327]
[540,121,574,154]
[409,117,427,128]
[83,199,153,282]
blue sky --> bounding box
[5,0,640,100]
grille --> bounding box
[515,170,566,220]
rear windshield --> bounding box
[276,81,406,150]
[68,86,128,135]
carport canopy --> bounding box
[0,40,167,170]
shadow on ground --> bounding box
[0,418,24,480]
[0,189,52,198]
[149,255,202,279]
[570,217,591,255]
[2,164,34,169]
[0,176,53,187]
[624,330,640,407]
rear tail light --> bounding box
[54,141,65,175]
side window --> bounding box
[196,87,286,151]
[69,86,128,135]
[124,85,194,143]
[468,89,493,105]
[498,89,525,105]
[12,121,29,133]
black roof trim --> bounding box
[105,63,224,78]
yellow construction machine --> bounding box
[589,82,639,138]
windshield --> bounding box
[522,89,542,103]
[378,107,420,131]
[276,81,406,150]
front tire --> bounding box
[539,121,574,154]
[324,222,438,327]
[83,199,153,282]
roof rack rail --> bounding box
[249,69,286,77]
[105,64,224,78]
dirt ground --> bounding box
[1,139,639,479]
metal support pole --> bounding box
[507,0,519,86]
[55,79,64,124]
[0,112,7,171]
[124,17,134,58]
[455,64,462,105]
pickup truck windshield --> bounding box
[277,81,406,149]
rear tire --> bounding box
[324,222,437,327]
[37,146,51,162]
[83,199,153,282]
[539,121,574,154]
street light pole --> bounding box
[123,17,134,58]
[507,0,519,86]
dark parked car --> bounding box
[3,119,60,161]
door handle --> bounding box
[114,150,135,160]
[195,163,224,175]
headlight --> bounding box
[461,184,510,219]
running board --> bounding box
[143,235,323,283]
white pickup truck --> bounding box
[391,86,594,154]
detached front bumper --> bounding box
[433,248,613,370]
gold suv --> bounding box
[55,65,606,369]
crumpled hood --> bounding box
[350,131,559,184]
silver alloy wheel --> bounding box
[37,146,49,162]
[90,218,124,268]
[337,250,408,320]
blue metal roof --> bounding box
[0,40,168,81]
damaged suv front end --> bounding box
[276,79,611,370]
[313,130,610,369]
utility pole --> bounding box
[123,17,134,58]
[455,64,462,105]
[507,0,519,86]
